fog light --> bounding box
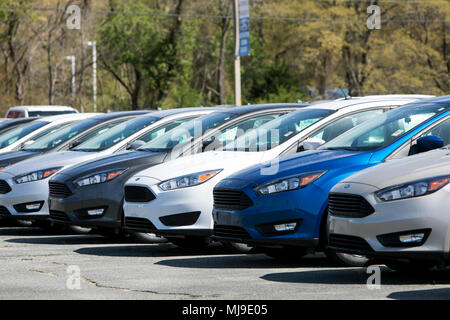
[399,233,425,244]
[87,209,104,216]
[274,222,297,232]
[25,203,42,211]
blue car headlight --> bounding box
[376,175,449,202]
[14,167,62,184]
[73,168,128,187]
[255,171,327,195]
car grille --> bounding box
[49,210,71,222]
[0,206,11,216]
[49,182,72,198]
[124,186,156,203]
[124,217,156,231]
[213,188,253,210]
[0,180,11,194]
[328,193,375,218]
[214,224,251,239]
[328,234,373,253]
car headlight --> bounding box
[73,168,128,187]
[376,175,450,202]
[158,169,222,191]
[14,167,62,184]
[255,171,327,195]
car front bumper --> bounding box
[327,182,450,263]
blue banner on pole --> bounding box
[239,0,250,56]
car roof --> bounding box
[305,95,435,111]
[215,103,308,116]
[146,107,224,119]
[33,113,99,122]
[87,111,153,121]
[8,105,76,111]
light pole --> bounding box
[84,41,97,112]
[233,0,242,106]
[64,55,76,101]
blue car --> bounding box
[212,96,450,265]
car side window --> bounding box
[419,117,450,146]
[309,109,385,143]
[138,117,198,143]
[389,117,450,160]
[216,113,284,145]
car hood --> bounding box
[1,151,99,176]
[341,148,450,189]
[54,150,167,179]
[0,150,41,167]
[132,151,266,181]
[224,149,373,186]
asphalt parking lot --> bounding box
[0,225,449,300]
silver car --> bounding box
[327,145,450,272]
[0,108,216,223]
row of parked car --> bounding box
[0,94,448,272]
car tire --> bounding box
[322,208,370,267]
[324,249,370,267]
[167,236,211,249]
[131,232,168,243]
[262,246,308,261]
[221,241,253,253]
[68,225,92,234]
[384,260,436,273]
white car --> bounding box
[0,108,216,222]
[5,106,78,118]
[0,113,98,154]
[327,143,450,272]
[122,95,433,248]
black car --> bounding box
[0,111,151,170]
[48,103,308,240]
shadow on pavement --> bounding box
[74,243,241,258]
[5,234,137,245]
[154,253,343,269]
[0,227,79,237]
[261,267,450,286]
[387,287,450,300]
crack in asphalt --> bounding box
[27,269,57,277]
[80,276,219,298]
[50,261,219,298]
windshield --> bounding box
[321,102,448,151]
[0,121,48,149]
[23,119,100,151]
[223,109,335,152]
[139,112,234,152]
[73,116,159,152]
[28,110,77,117]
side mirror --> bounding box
[21,140,35,148]
[202,136,218,151]
[68,140,81,149]
[128,140,146,150]
[303,138,326,151]
[416,136,444,153]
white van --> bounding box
[5,106,78,118]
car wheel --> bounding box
[384,260,436,273]
[167,236,211,249]
[262,246,308,261]
[131,232,168,243]
[68,225,92,234]
[221,241,253,253]
[322,208,370,267]
[324,249,370,267]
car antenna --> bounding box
[339,88,350,100]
